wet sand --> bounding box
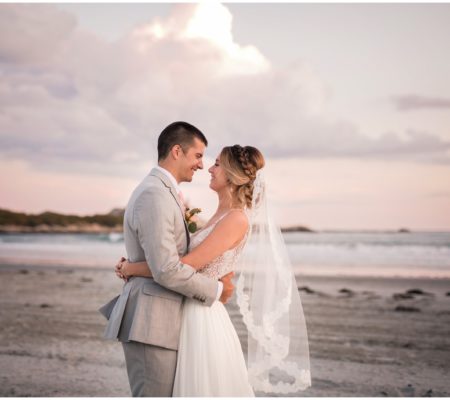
[0,264,449,397]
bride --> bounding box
[115,145,311,396]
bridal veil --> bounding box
[236,170,312,394]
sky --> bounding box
[1,2,449,231]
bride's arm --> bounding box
[118,210,248,278]
[182,210,248,270]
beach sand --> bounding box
[0,264,449,397]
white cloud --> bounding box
[1,2,449,181]
[392,94,450,111]
[131,2,269,77]
[0,4,76,65]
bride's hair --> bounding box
[220,145,265,209]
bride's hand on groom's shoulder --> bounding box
[115,256,129,282]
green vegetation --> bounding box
[0,208,124,228]
[0,207,314,233]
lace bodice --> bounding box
[189,211,248,280]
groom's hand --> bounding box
[219,272,235,304]
[115,257,128,282]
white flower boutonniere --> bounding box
[185,207,202,233]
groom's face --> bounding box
[178,137,205,183]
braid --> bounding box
[221,145,264,209]
[232,145,257,208]
[232,145,257,180]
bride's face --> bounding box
[208,156,228,192]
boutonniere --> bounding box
[185,207,202,233]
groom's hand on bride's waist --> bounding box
[219,272,235,304]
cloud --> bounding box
[1,2,450,179]
[0,4,76,65]
[392,94,450,111]
[131,2,270,77]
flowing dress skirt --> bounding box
[172,299,254,397]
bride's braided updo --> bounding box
[220,145,265,209]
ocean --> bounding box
[0,231,449,278]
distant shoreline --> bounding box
[0,208,124,234]
[0,225,427,234]
[0,207,428,233]
[0,224,312,234]
[0,224,123,234]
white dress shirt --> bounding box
[154,165,181,195]
[154,165,223,301]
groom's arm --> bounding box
[133,187,219,306]
[116,259,226,302]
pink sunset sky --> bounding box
[1,2,449,231]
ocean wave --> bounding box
[1,231,449,278]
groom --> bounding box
[99,121,235,397]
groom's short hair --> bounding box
[157,121,208,161]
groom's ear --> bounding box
[170,144,183,160]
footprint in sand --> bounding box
[298,286,315,294]
[338,288,355,297]
[394,305,421,312]
[406,288,433,296]
[393,293,415,300]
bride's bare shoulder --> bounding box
[219,209,248,232]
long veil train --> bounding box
[236,170,311,394]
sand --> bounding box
[0,264,449,397]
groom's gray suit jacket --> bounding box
[99,168,218,350]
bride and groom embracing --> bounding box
[99,121,311,397]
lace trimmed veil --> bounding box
[236,170,311,394]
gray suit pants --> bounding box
[122,341,178,397]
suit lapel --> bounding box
[150,168,190,249]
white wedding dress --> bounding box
[172,213,254,397]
